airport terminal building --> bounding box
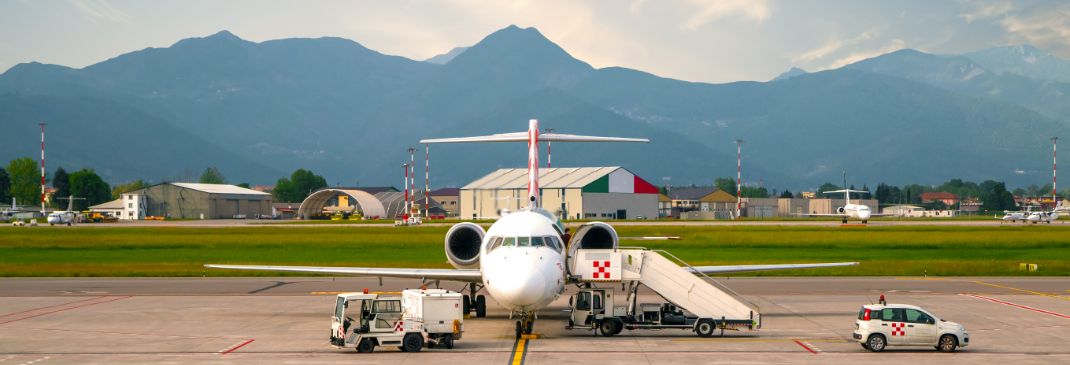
[460,167,659,220]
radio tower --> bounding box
[39,122,47,214]
[1053,137,1059,204]
[735,139,744,219]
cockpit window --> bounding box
[486,236,503,253]
[531,236,545,247]
[517,237,531,247]
[501,237,516,247]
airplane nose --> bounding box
[493,267,548,307]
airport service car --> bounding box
[853,303,968,352]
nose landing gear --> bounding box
[515,313,535,339]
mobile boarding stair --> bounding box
[569,248,760,333]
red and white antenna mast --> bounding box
[424,144,430,218]
[402,162,410,218]
[1053,137,1059,204]
[408,147,416,216]
[735,139,743,219]
[544,128,553,168]
[39,122,47,214]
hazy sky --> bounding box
[1,0,1068,83]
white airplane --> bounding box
[47,196,83,226]
[206,119,859,338]
[998,211,1026,223]
[1026,210,1060,224]
[800,173,887,224]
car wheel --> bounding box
[356,338,374,353]
[938,334,958,352]
[444,334,454,349]
[402,333,423,352]
[695,319,715,338]
[867,334,886,352]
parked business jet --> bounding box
[799,173,887,224]
[46,196,83,226]
[207,119,858,338]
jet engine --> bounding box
[836,207,845,214]
[566,221,619,259]
[445,222,485,269]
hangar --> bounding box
[297,187,447,219]
[460,167,659,220]
[120,183,272,219]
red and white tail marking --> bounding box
[527,119,540,209]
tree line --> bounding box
[1,157,329,210]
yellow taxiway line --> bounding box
[973,281,1070,301]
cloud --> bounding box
[629,0,648,15]
[791,30,876,64]
[828,39,906,69]
[998,3,1070,55]
[70,0,130,24]
[958,1,1015,23]
[682,0,771,30]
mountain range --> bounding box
[2,25,1069,191]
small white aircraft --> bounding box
[1026,210,1060,224]
[998,211,1026,223]
[207,119,859,338]
[46,196,84,226]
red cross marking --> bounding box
[591,260,611,279]
[890,322,905,336]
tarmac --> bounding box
[1,277,1068,364]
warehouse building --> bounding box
[120,183,272,219]
[460,167,659,220]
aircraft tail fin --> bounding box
[419,119,648,209]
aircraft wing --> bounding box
[204,264,482,282]
[539,133,648,143]
[688,262,858,274]
[794,213,848,217]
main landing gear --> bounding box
[515,313,535,339]
[462,283,487,318]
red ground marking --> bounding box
[961,294,1070,319]
[0,296,131,325]
[793,339,818,354]
[0,296,109,318]
[221,339,255,355]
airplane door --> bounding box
[616,210,626,220]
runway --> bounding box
[1,277,1068,364]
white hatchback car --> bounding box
[853,304,969,352]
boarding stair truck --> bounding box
[565,248,760,337]
[330,289,464,353]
